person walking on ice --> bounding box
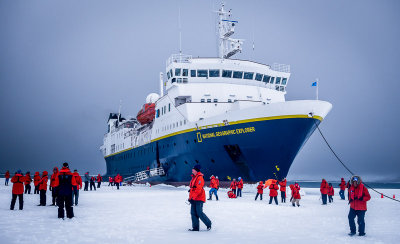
[10,170,25,210]
[255,181,264,200]
[208,175,218,201]
[348,175,370,236]
[290,184,301,207]
[188,164,212,231]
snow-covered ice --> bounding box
[0,183,399,243]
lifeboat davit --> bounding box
[137,103,155,125]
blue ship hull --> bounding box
[104,116,321,181]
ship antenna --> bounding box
[118,99,122,122]
[178,6,182,57]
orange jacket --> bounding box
[189,172,206,202]
[24,173,32,185]
[73,172,82,190]
[339,179,346,190]
[209,176,218,188]
[97,174,102,182]
[109,177,113,183]
[33,172,41,186]
[11,174,25,194]
[320,179,329,194]
[50,167,59,188]
[114,174,122,183]
[39,171,48,191]
[5,171,10,179]
[278,179,287,192]
[269,181,279,197]
[230,181,237,190]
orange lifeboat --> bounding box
[137,103,155,125]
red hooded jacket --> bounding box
[24,173,32,185]
[339,178,346,191]
[290,185,301,199]
[209,176,218,189]
[257,182,264,194]
[328,186,334,196]
[279,179,287,192]
[50,167,59,188]
[33,172,41,186]
[230,181,237,190]
[39,171,48,191]
[349,183,371,210]
[11,173,25,194]
[97,174,102,182]
[189,172,206,202]
[73,172,82,190]
[237,179,243,189]
[320,179,329,194]
[269,180,279,197]
[5,171,10,179]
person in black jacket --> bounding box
[90,176,96,191]
[55,162,77,219]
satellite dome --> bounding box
[146,93,160,103]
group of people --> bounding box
[320,179,336,204]
[107,174,123,189]
[254,179,301,207]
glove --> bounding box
[359,196,363,201]
[49,186,52,191]
[188,189,190,193]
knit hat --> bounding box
[193,164,201,172]
[63,162,69,168]
[17,169,22,174]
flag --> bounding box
[311,81,317,87]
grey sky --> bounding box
[0,0,399,181]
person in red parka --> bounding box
[108,176,113,186]
[236,177,243,197]
[5,170,10,186]
[72,169,82,206]
[255,181,264,200]
[208,175,219,201]
[279,178,287,203]
[230,179,237,196]
[97,174,102,188]
[320,179,329,205]
[24,172,32,194]
[114,174,122,190]
[215,176,220,188]
[33,172,41,194]
[290,184,301,207]
[10,170,25,210]
[188,164,211,231]
[38,171,48,206]
[50,167,59,206]
[328,183,334,203]
[348,175,371,236]
[338,178,346,200]
[269,180,279,205]
[54,162,77,219]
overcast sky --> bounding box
[0,0,399,181]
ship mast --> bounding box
[217,4,243,59]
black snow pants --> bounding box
[269,196,278,205]
[57,195,74,219]
[40,190,46,206]
[10,194,23,210]
[190,200,211,230]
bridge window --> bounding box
[228,99,232,103]
[172,78,176,83]
[270,77,275,84]
[168,103,171,112]
[276,77,281,84]
[222,70,232,78]
[243,72,254,80]
[170,69,173,77]
[183,78,188,83]
[190,70,196,77]
[255,73,263,81]
[156,109,160,118]
[207,99,211,103]
[177,78,182,83]
[275,85,280,91]
[213,99,218,103]
[175,68,181,76]
[197,70,208,77]
[167,71,171,79]
[282,78,287,85]
[209,69,220,77]
[201,99,205,103]
[182,69,188,76]
[233,71,243,79]
[263,75,270,83]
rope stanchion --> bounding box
[312,118,400,203]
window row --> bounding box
[156,103,172,118]
[168,68,288,85]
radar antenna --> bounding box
[216,4,244,59]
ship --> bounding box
[99,4,332,182]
